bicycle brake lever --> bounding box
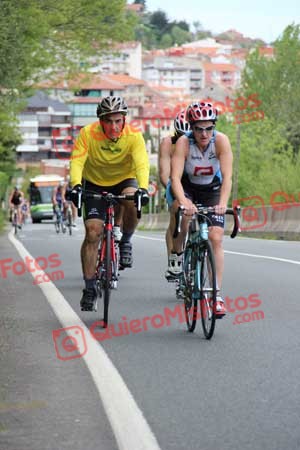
[77,191,82,217]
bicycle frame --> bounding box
[96,199,119,290]
[175,205,241,338]
[78,190,143,327]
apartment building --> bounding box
[142,56,204,96]
[202,62,241,90]
[17,91,72,162]
[90,42,142,79]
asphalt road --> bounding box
[1,220,300,450]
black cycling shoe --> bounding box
[80,288,97,311]
[119,242,133,269]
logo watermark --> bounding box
[233,190,300,231]
[52,303,187,361]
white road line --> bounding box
[134,234,300,265]
[224,250,300,265]
[8,231,161,450]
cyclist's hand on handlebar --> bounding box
[70,184,82,207]
[214,204,227,215]
[134,188,149,207]
[180,198,197,216]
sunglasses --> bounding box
[193,125,215,133]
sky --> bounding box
[144,0,300,43]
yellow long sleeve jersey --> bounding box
[70,122,150,189]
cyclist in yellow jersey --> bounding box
[158,109,190,275]
[70,96,150,311]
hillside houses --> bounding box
[16,35,272,161]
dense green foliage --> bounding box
[0,0,136,174]
[217,115,300,203]
[242,25,300,155]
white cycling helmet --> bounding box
[174,109,190,134]
[97,96,128,118]
[187,101,218,123]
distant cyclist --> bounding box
[167,101,233,318]
[21,199,29,224]
[159,109,190,279]
[70,96,150,311]
[9,186,24,228]
[52,181,66,220]
[64,175,77,227]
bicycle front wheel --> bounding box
[102,229,112,328]
[200,240,217,340]
[183,246,199,332]
[55,215,60,233]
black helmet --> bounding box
[97,96,128,118]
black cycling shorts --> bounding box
[168,178,225,228]
[82,178,138,221]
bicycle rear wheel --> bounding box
[200,240,217,339]
[183,246,199,332]
[67,209,72,235]
[102,229,112,328]
[13,213,18,235]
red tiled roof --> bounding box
[258,47,274,56]
[108,74,145,86]
[37,73,126,90]
[69,97,101,104]
[203,63,239,72]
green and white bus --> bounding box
[29,174,64,223]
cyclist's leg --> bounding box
[80,182,106,310]
[165,181,175,260]
[165,199,190,279]
[117,179,138,268]
[17,205,22,226]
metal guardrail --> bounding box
[138,205,300,239]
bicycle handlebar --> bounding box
[173,205,241,239]
[77,190,142,219]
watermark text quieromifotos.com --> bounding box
[52,295,264,361]
[0,253,64,285]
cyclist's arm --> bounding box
[171,136,192,208]
[158,137,172,188]
[8,191,14,205]
[216,133,233,210]
[52,188,57,205]
[70,127,89,187]
[131,133,150,190]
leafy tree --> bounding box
[171,25,191,46]
[160,34,173,49]
[217,115,298,201]
[0,0,136,171]
[242,24,300,154]
[149,10,169,34]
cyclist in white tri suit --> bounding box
[159,109,190,267]
[167,101,233,317]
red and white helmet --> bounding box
[187,101,218,123]
[174,109,190,134]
